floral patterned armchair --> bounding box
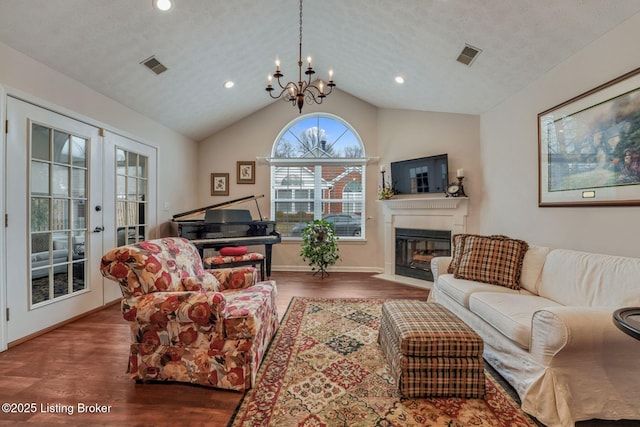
[99,237,278,391]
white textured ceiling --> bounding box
[1,0,640,141]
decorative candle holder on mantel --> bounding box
[456,168,467,197]
[456,176,467,197]
[378,164,395,200]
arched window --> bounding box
[271,114,366,239]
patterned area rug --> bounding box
[228,297,538,427]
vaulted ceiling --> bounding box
[1,0,640,141]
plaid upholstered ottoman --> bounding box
[379,300,485,398]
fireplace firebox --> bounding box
[395,228,451,281]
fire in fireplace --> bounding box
[395,228,451,281]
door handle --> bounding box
[93,226,105,233]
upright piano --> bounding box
[172,195,281,277]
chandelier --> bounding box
[266,0,335,113]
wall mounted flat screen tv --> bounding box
[390,154,448,194]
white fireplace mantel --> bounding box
[375,196,469,289]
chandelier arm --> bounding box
[306,82,333,96]
[273,75,293,91]
[304,90,324,105]
[267,86,296,100]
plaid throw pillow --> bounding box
[447,234,469,274]
[454,235,529,289]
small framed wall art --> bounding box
[237,161,255,184]
[211,173,229,196]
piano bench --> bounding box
[203,253,266,281]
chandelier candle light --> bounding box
[266,0,335,113]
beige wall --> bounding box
[0,42,198,237]
[199,90,481,271]
[479,12,640,257]
[376,109,481,234]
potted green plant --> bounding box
[300,219,340,278]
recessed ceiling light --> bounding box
[395,76,405,84]
[224,81,235,89]
[152,0,173,12]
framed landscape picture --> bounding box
[538,66,640,206]
[237,161,255,184]
[211,173,229,196]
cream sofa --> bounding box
[429,246,640,427]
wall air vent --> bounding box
[140,56,168,75]
[456,44,482,66]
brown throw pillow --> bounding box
[447,233,469,274]
[454,234,529,289]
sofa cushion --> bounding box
[454,234,529,289]
[219,246,248,256]
[435,273,529,309]
[469,292,562,349]
[519,245,552,295]
[539,249,640,307]
[447,234,467,274]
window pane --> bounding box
[31,198,50,232]
[275,204,314,237]
[72,168,86,198]
[139,178,147,200]
[117,227,128,246]
[32,232,50,255]
[321,212,362,237]
[52,199,69,230]
[127,177,137,200]
[127,227,137,244]
[32,269,51,304]
[116,148,126,169]
[53,264,70,298]
[72,200,86,229]
[127,202,138,225]
[116,175,126,199]
[71,136,87,168]
[127,152,138,175]
[53,131,71,164]
[72,230,85,256]
[31,161,50,195]
[52,231,70,254]
[116,201,126,227]
[31,124,50,161]
[52,165,69,197]
[72,259,86,292]
[138,155,148,178]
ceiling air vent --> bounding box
[456,44,482,66]
[140,56,168,75]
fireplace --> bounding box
[395,228,451,281]
[376,196,468,288]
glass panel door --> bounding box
[5,97,104,343]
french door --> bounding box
[102,132,157,303]
[5,97,105,343]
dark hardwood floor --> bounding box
[0,272,428,427]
